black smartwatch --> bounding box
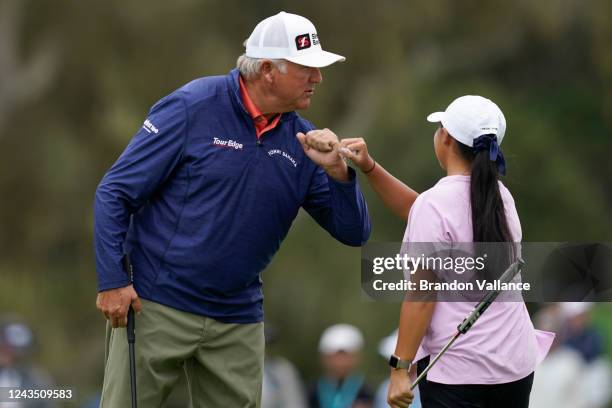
[388,354,412,370]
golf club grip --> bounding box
[127,306,136,343]
[457,259,523,334]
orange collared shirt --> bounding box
[239,75,281,138]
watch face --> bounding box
[389,354,411,369]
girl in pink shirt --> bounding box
[307,95,553,408]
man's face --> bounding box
[272,60,322,111]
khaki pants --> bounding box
[100,299,264,408]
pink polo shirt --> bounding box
[404,175,554,384]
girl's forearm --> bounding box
[394,300,436,361]
[365,162,418,221]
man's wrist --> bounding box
[324,161,349,182]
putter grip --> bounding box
[127,307,136,343]
[457,259,524,334]
[122,253,136,343]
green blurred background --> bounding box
[1,0,611,405]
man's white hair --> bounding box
[236,54,287,79]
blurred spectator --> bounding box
[561,302,604,362]
[0,317,55,408]
[561,303,612,408]
[530,303,612,408]
[262,324,308,408]
[309,324,373,408]
[373,330,420,408]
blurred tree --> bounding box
[0,0,59,132]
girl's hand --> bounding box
[339,138,375,173]
[387,368,414,408]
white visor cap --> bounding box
[245,11,345,68]
[427,95,506,147]
[318,324,364,354]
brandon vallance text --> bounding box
[372,279,531,292]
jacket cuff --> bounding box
[326,166,357,187]
[97,277,132,292]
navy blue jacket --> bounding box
[94,69,371,323]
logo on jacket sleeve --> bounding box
[295,34,311,50]
[142,119,159,134]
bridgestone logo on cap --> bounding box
[295,34,311,50]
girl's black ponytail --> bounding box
[457,134,515,274]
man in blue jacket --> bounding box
[94,11,370,407]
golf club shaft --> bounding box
[409,258,524,390]
[411,331,460,389]
[127,306,137,408]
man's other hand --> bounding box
[96,284,142,328]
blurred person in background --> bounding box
[561,303,606,363]
[309,324,373,408]
[262,324,308,408]
[530,303,612,408]
[93,10,370,408]
[373,330,420,408]
[529,303,582,408]
[0,318,55,408]
[560,302,612,408]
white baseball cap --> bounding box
[427,95,507,147]
[561,302,593,319]
[318,324,364,354]
[245,11,345,68]
[377,329,398,360]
